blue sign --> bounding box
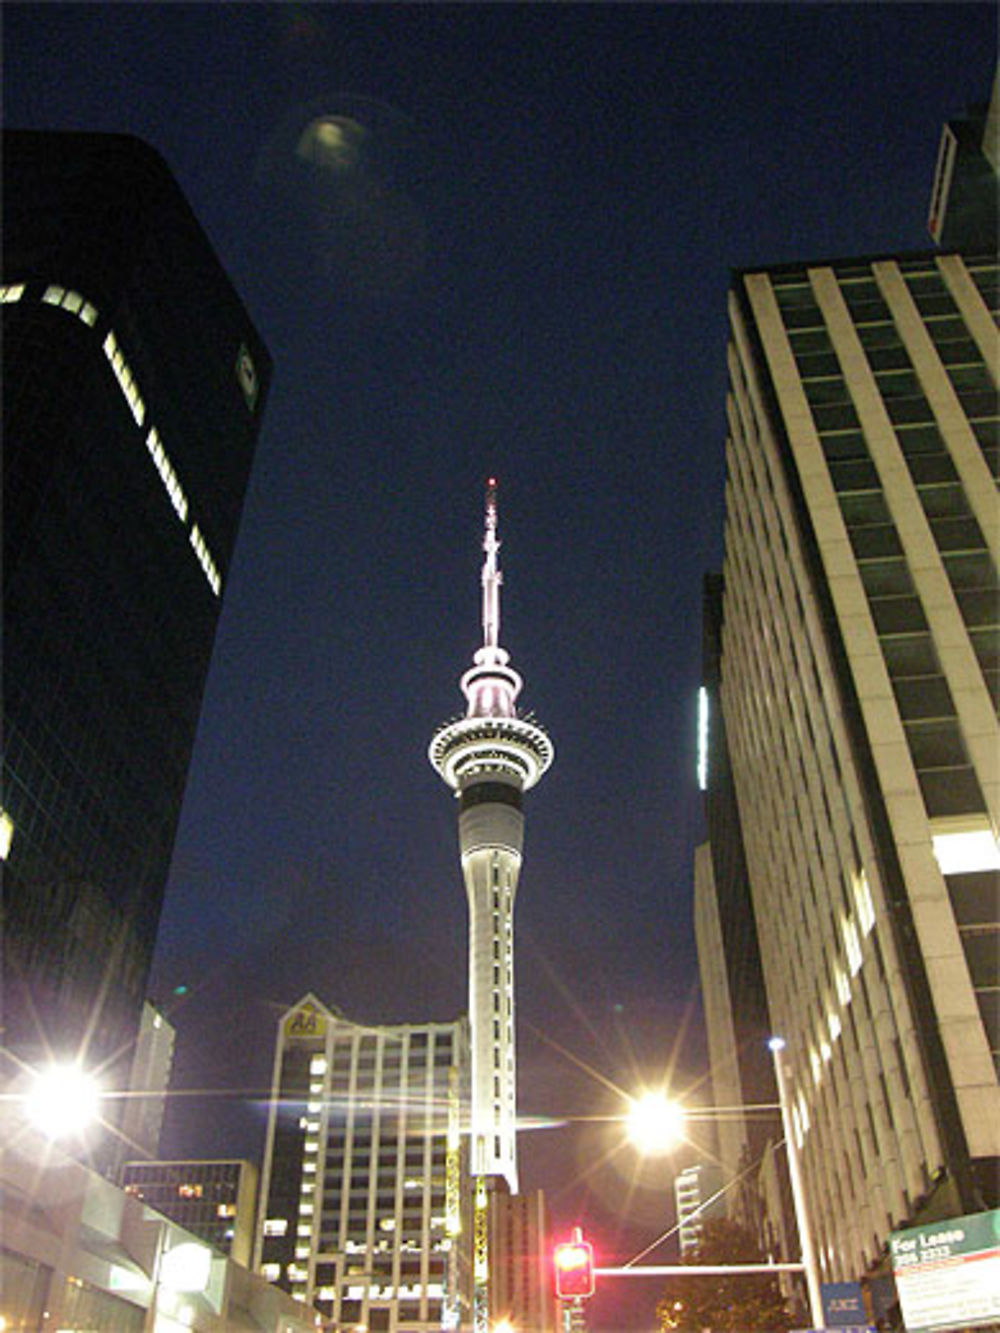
[822,1282,866,1327]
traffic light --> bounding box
[554,1228,595,1300]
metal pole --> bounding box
[769,1038,824,1328]
[596,1262,806,1276]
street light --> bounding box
[622,1071,822,1327]
[625,1090,686,1155]
[24,1061,101,1140]
[769,1037,823,1329]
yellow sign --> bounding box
[285,1004,326,1039]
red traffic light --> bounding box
[554,1230,595,1299]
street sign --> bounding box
[821,1280,867,1327]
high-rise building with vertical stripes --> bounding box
[715,245,998,1291]
[1,130,270,1148]
[255,994,470,1332]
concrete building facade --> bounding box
[1,1120,313,1333]
[717,248,998,1285]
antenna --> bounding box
[482,476,502,656]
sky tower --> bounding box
[429,479,553,1192]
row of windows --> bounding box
[6,280,223,598]
[725,313,952,1264]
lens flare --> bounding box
[25,1062,101,1139]
[626,1091,686,1155]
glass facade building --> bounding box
[717,248,998,1282]
[256,995,471,1331]
[1,130,270,1138]
[121,1158,259,1265]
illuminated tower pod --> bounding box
[429,480,553,1192]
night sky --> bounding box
[5,5,996,1328]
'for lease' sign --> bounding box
[889,1209,1000,1332]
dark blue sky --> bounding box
[5,5,996,1327]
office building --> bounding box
[1,1117,314,1333]
[255,994,471,1331]
[121,1158,258,1265]
[1,129,270,1146]
[715,244,998,1293]
[928,71,998,249]
[487,1182,556,1332]
[674,1162,726,1255]
[694,575,785,1242]
[429,479,554,1193]
[117,1001,176,1168]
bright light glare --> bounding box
[25,1063,101,1139]
[160,1241,212,1293]
[626,1091,685,1154]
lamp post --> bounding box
[768,1038,823,1328]
[623,1075,823,1328]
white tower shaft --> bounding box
[429,480,553,1193]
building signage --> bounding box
[889,1209,1000,1332]
[285,1003,326,1039]
[821,1281,867,1327]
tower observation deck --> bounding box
[429,479,553,1191]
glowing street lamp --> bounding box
[24,1061,101,1139]
[625,1090,686,1155]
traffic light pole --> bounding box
[595,1262,806,1276]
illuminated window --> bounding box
[0,808,13,861]
[697,686,709,790]
[216,1203,236,1218]
[177,1183,203,1199]
[264,1218,288,1237]
[190,524,221,596]
[853,870,875,936]
[932,817,1000,875]
[41,283,99,325]
[1,284,25,302]
[145,428,189,522]
[262,1263,280,1282]
[310,1056,328,1075]
[841,915,863,976]
[102,330,145,426]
